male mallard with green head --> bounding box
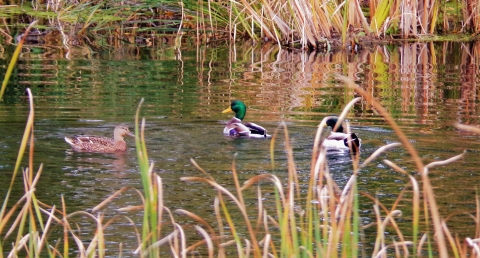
[65,126,135,152]
[222,100,270,138]
[322,116,361,152]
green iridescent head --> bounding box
[325,116,345,133]
[222,100,247,120]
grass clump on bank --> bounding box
[1,78,480,257]
[1,0,480,50]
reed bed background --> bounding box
[0,0,476,50]
[1,15,480,258]
[1,72,480,257]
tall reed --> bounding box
[1,0,479,51]
[213,0,458,48]
[179,93,472,257]
[1,87,480,257]
[1,46,480,255]
[0,21,37,100]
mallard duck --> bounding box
[322,116,361,152]
[222,100,270,138]
[65,126,135,152]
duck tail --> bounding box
[344,133,361,151]
[64,136,74,145]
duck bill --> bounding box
[222,107,233,113]
[127,132,135,137]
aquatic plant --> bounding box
[0,30,478,255]
[179,91,467,257]
[0,0,478,50]
[0,21,37,100]
[2,82,480,257]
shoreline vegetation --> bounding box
[2,3,480,257]
[1,79,480,256]
[1,0,480,51]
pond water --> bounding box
[1,41,480,256]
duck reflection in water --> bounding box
[64,150,134,178]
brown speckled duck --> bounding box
[64,126,135,152]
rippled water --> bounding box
[1,42,480,255]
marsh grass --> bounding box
[1,86,480,256]
[1,0,480,50]
[0,20,37,100]
[179,92,467,257]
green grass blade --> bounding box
[0,88,35,232]
[0,21,37,100]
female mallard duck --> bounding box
[322,116,361,153]
[65,126,135,152]
[222,100,270,138]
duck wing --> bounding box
[325,132,350,141]
[243,122,269,138]
[322,136,349,150]
[224,122,252,137]
[322,133,361,152]
[223,118,270,138]
[71,135,114,145]
[65,135,123,152]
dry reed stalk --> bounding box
[181,174,263,256]
[213,197,227,257]
[339,75,449,257]
[400,0,417,37]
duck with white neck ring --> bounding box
[321,116,361,153]
[222,100,270,138]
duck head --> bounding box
[325,116,345,133]
[113,126,135,141]
[222,100,247,120]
